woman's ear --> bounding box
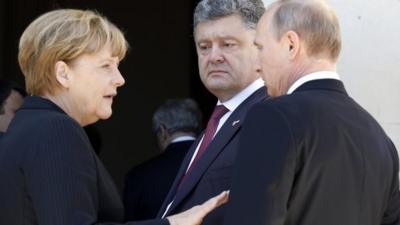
[55,61,71,88]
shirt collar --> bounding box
[170,135,196,143]
[287,71,340,94]
[217,78,264,112]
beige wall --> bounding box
[262,0,400,151]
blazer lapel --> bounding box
[169,117,242,211]
[166,87,267,214]
[156,135,205,218]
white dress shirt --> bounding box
[170,136,196,144]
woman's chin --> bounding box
[98,110,113,120]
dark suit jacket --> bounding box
[123,140,194,221]
[0,96,168,225]
[225,79,400,225]
[157,87,267,225]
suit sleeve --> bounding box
[224,102,297,225]
[382,140,400,225]
[123,169,143,221]
[24,117,168,225]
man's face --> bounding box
[195,15,260,102]
[254,11,290,97]
[0,90,24,132]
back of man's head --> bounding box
[193,0,265,31]
[269,0,341,61]
[152,98,203,149]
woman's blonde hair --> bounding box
[18,9,129,96]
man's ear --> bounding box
[285,30,300,60]
[54,61,71,88]
[159,123,169,140]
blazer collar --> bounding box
[20,96,67,115]
[293,79,348,96]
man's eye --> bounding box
[199,45,210,50]
[102,64,111,68]
[224,43,236,48]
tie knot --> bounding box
[211,105,229,121]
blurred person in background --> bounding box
[124,98,203,221]
[0,79,26,136]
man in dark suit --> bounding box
[123,98,203,221]
[157,0,267,224]
[225,0,400,225]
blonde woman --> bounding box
[0,9,227,225]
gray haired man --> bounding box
[124,98,203,221]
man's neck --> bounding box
[161,132,196,151]
[285,58,337,94]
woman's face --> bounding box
[65,44,125,126]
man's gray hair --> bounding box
[194,0,265,30]
[269,0,341,61]
[152,98,203,136]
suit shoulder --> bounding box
[126,141,192,181]
[12,105,78,129]
[249,96,295,116]
[13,109,90,155]
[240,87,269,108]
[37,109,80,127]
[126,151,173,179]
[29,110,84,137]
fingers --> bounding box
[213,190,229,207]
[165,190,230,225]
[200,190,230,216]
